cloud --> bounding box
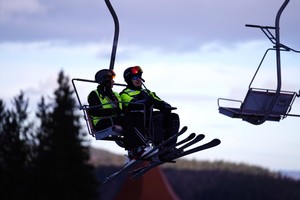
[0,0,46,20]
[1,0,300,171]
[1,0,299,52]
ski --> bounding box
[131,137,221,179]
[177,132,196,145]
[139,126,188,160]
[156,132,197,158]
[130,132,198,175]
[101,126,188,184]
[130,133,206,178]
[165,138,221,160]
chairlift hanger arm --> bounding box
[248,0,290,125]
[271,0,290,122]
[105,0,119,70]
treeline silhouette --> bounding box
[0,71,98,200]
[165,168,300,200]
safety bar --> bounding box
[71,78,126,110]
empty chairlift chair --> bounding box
[218,0,300,125]
[218,88,298,125]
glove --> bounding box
[160,102,177,113]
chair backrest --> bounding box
[241,88,296,116]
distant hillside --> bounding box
[281,170,300,180]
[89,147,279,177]
[90,147,300,200]
[89,147,124,167]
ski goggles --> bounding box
[132,74,142,80]
[107,70,116,79]
[131,66,143,75]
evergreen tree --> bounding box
[35,96,52,148]
[34,71,98,200]
[0,92,34,199]
[0,99,6,136]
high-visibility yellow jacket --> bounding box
[88,89,122,126]
[120,88,166,112]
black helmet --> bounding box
[95,69,115,84]
[123,66,143,83]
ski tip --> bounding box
[181,126,188,132]
[197,133,205,139]
[213,138,221,145]
[190,133,196,138]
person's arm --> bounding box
[147,90,176,112]
[88,91,118,116]
[120,90,146,111]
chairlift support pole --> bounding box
[260,0,289,125]
[244,0,290,125]
[105,0,119,70]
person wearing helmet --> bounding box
[87,69,123,131]
[88,69,150,157]
[120,66,180,160]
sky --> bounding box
[1,0,300,171]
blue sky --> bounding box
[1,0,300,171]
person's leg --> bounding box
[94,118,113,130]
[163,112,180,148]
[122,113,146,151]
[150,112,164,146]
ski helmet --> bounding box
[95,69,115,84]
[123,66,143,84]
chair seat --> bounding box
[93,125,124,141]
[218,88,297,124]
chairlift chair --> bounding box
[218,0,300,125]
[70,0,126,144]
[72,78,158,148]
[71,0,162,147]
[72,78,125,146]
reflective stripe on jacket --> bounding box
[91,90,122,126]
[120,88,162,107]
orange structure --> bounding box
[114,165,179,200]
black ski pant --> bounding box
[162,112,180,148]
[122,111,180,150]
